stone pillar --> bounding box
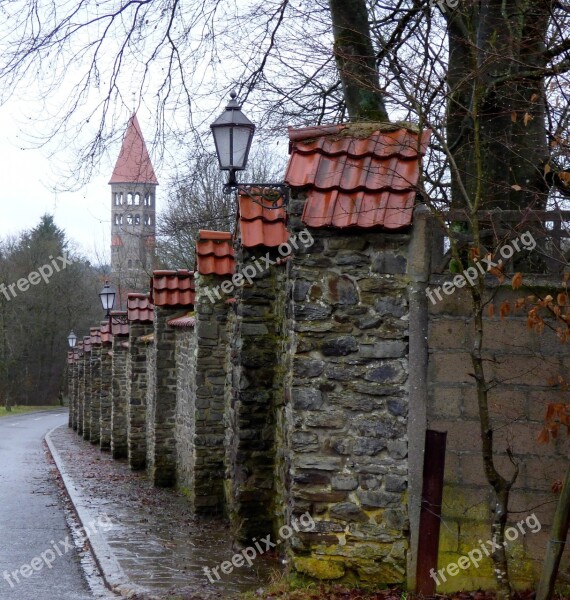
[67,353,73,428]
[99,344,113,451]
[82,337,92,441]
[111,330,129,459]
[150,306,178,486]
[89,340,102,445]
[71,355,79,430]
[191,275,230,513]
[173,322,196,494]
[286,194,411,584]
[226,246,288,542]
[77,343,85,436]
[145,339,156,472]
[127,321,153,470]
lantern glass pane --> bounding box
[231,126,253,170]
[213,126,232,170]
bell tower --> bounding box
[109,114,157,302]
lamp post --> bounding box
[67,330,77,348]
[210,91,288,209]
[98,281,127,326]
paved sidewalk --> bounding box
[46,424,276,600]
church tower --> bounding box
[109,114,157,301]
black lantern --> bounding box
[210,91,255,186]
[98,281,116,316]
[210,91,288,209]
[67,330,77,348]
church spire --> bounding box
[109,114,158,185]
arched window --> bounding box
[128,259,133,269]
[143,214,150,225]
[145,193,153,206]
[126,214,133,225]
[134,193,140,205]
[114,214,123,225]
[134,214,140,225]
[127,193,133,205]
[114,193,119,206]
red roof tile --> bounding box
[167,314,196,328]
[196,230,236,275]
[109,114,158,185]
[83,336,92,353]
[285,124,431,230]
[110,312,129,337]
[67,351,74,365]
[238,194,289,248]
[90,328,102,346]
[127,293,154,323]
[151,270,195,307]
[100,320,113,345]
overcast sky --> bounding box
[0,98,162,264]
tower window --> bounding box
[134,193,140,205]
[144,193,153,206]
[144,214,150,225]
[126,214,133,225]
[134,214,140,225]
[114,214,123,225]
[127,193,133,205]
[128,259,133,269]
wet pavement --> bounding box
[0,410,109,600]
[47,424,277,599]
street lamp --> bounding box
[98,281,127,326]
[99,281,116,316]
[210,91,288,209]
[67,330,77,348]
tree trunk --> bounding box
[536,462,570,600]
[328,0,388,122]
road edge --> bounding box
[45,424,157,600]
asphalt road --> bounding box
[0,410,96,600]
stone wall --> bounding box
[285,194,411,584]
[100,347,113,451]
[193,276,230,513]
[77,351,85,436]
[70,361,78,431]
[111,338,129,459]
[127,323,153,470]
[89,345,101,445]
[149,307,178,486]
[145,337,157,473]
[82,348,92,441]
[427,276,570,591]
[225,252,288,541]
[174,324,196,494]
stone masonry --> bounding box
[100,343,113,451]
[149,306,179,486]
[82,337,92,441]
[127,321,153,470]
[173,320,196,495]
[285,192,411,584]
[111,331,129,459]
[89,340,102,445]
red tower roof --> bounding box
[109,114,158,185]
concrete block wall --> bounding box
[426,278,570,591]
[285,193,411,584]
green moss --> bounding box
[293,557,346,580]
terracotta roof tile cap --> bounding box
[198,230,233,241]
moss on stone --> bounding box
[293,557,346,580]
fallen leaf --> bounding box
[512,272,523,290]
